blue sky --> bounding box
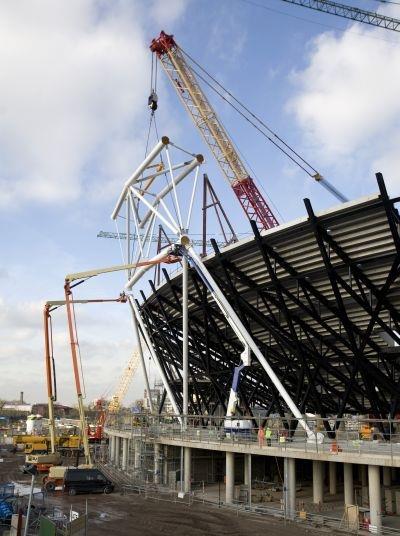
[1,0,400,407]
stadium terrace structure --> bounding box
[136,174,400,423]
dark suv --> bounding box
[63,468,114,495]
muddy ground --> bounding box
[0,451,321,536]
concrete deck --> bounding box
[104,427,400,467]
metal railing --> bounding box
[105,413,400,462]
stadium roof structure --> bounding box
[137,174,400,421]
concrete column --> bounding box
[122,438,128,471]
[344,463,354,505]
[287,458,296,518]
[154,443,160,484]
[329,462,337,495]
[244,454,251,485]
[369,465,382,534]
[391,468,396,483]
[134,440,141,471]
[383,466,391,487]
[163,445,169,486]
[115,436,120,467]
[313,461,324,504]
[109,435,115,463]
[225,451,235,504]
[184,447,191,493]
[244,455,248,486]
[244,454,252,507]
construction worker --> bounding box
[257,426,264,447]
[265,426,272,446]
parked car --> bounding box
[63,468,114,495]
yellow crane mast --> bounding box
[108,349,141,413]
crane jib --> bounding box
[150,31,279,232]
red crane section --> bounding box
[150,31,278,231]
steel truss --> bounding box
[138,174,400,424]
[281,0,400,33]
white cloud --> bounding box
[0,0,189,208]
[0,292,144,405]
[149,0,189,27]
[287,15,400,195]
[0,0,189,406]
[208,4,247,63]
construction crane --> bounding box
[63,255,180,464]
[44,294,128,460]
[97,230,224,248]
[150,32,279,232]
[280,0,400,32]
[108,349,141,413]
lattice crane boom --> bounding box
[108,349,141,413]
[150,31,278,231]
[280,0,400,32]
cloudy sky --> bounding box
[1,0,399,407]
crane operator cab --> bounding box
[148,90,158,112]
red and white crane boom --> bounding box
[150,31,278,232]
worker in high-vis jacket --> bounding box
[265,426,272,446]
[257,426,264,447]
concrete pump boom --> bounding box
[64,257,182,465]
[44,295,127,458]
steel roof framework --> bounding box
[137,174,400,429]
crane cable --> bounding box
[147,59,184,228]
[224,115,286,221]
[179,45,321,180]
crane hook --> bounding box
[148,90,158,113]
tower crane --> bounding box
[150,32,279,232]
[279,0,400,32]
[97,230,224,248]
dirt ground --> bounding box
[0,451,321,536]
